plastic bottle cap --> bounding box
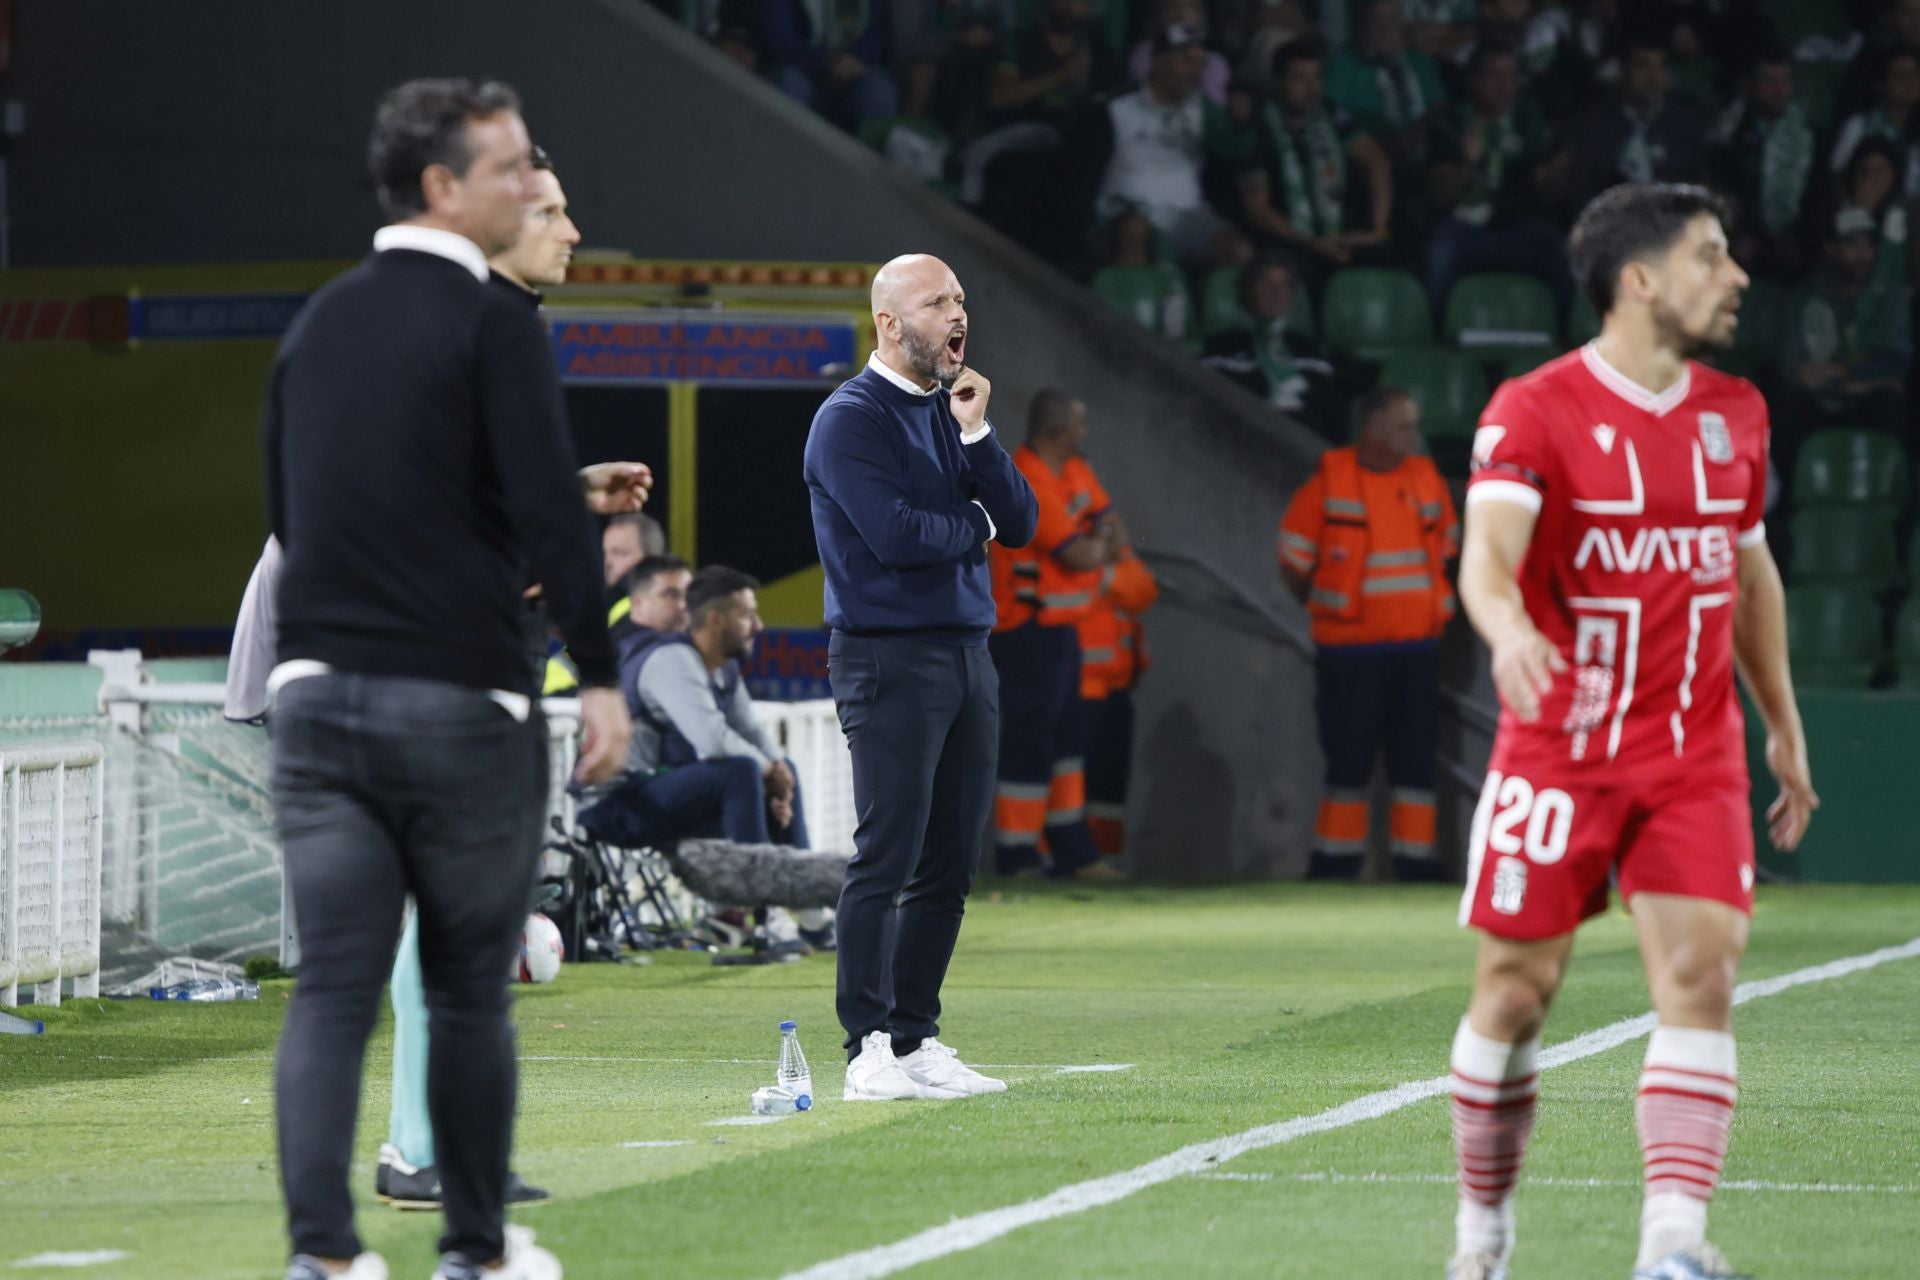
[795,1094,812,1111]
[779,1019,797,1032]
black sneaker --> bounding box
[376,1144,549,1210]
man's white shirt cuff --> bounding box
[972,500,997,542]
[959,418,993,445]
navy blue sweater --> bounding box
[804,365,1038,643]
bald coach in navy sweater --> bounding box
[805,254,1038,1101]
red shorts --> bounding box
[1459,766,1754,940]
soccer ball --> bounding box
[516,912,564,984]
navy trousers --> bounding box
[1311,640,1440,876]
[578,756,809,851]
[987,622,1100,876]
[829,632,997,1058]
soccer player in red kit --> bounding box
[1445,184,1819,1280]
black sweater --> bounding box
[263,248,614,694]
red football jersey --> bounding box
[1466,344,1769,784]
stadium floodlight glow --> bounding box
[0,589,41,651]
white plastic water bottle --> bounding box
[776,1019,812,1109]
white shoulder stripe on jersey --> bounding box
[1737,521,1766,548]
[1465,480,1544,514]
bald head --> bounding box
[871,252,970,388]
[871,253,948,316]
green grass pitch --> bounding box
[4,883,1917,1279]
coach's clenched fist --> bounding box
[948,366,992,433]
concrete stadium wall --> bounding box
[10,0,1330,876]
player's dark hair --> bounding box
[530,143,555,175]
[367,78,522,220]
[687,565,759,626]
[1568,183,1732,317]
[625,554,690,596]
[1351,385,1411,438]
[1235,252,1296,311]
[1027,389,1079,442]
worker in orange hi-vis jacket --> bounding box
[1278,383,1459,882]
[1076,549,1158,858]
[989,389,1128,882]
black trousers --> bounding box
[271,673,546,1264]
[829,633,998,1057]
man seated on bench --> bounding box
[579,565,817,898]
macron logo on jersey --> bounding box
[1573,523,1736,583]
[1592,423,1616,454]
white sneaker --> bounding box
[431,1225,560,1280]
[1447,1253,1509,1280]
[286,1254,388,1280]
[897,1038,1006,1096]
[843,1031,962,1100]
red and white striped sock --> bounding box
[1451,1018,1540,1259]
[1636,1025,1738,1267]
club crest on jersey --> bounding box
[1698,412,1733,464]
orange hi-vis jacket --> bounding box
[1277,447,1459,648]
[992,446,1109,632]
[1076,553,1159,699]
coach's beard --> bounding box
[901,326,964,386]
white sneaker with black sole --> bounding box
[432,1225,560,1280]
[896,1038,1006,1096]
[843,1030,963,1100]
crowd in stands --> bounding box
[651,0,1920,692]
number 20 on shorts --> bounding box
[1475,772,1575,916]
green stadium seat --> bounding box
[1200,267,1315,339]
[1761,0,1853,46]
[1322,268,1432,359]
[1791,430,1910,510]
[1443,272,1560,361]
[1786,583,1884,688]
[1894,596,1920,690]
[1499,348,1559,381]
[1731,277,1798,361]
[1567,293,1600,346]
[1378,346,1490,442]
[1788,507,1902,589]
[1092,264,1192,341]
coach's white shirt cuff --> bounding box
[959,418,993,445]
[972,500,997,542]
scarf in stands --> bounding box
[1756,105,1813,234]
[803,0,871,48]
[1369,54,1427,129]
[1252,319,1310,411]
[1263,102,1345,236]
[1454,109,1518,225]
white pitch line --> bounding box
[1191,1171,1919,1195]
[779,935,1920,1280]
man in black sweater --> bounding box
[263,80,628,1280]
[804,254,1038,1102]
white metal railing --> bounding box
[1,742,106,1006]
[81,653,854,970]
